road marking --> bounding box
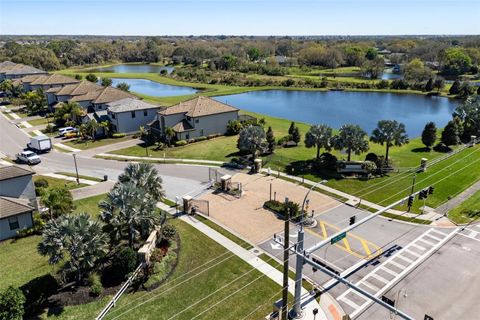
[361,281,380,292]
[340,296,363,310]
[342,238,352,252]
[457,230,480,243]
[411,243,426,251]
[320,221,328,238]
[328,304,341,320]
[396,255,414,264]
[336,227,459,318]
[360,239,372,257]
[403,249,421,258]
[380,267,398,277]
[425,234,443,242]
[419,239,435,246]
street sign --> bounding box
[331,232,347,245]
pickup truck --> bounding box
[16,150,41,165]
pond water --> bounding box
[214,90,458,137]
[92,64,175,74]
[381,69,403,80]
[109,78,197,97]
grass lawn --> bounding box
[56,172,104,182]
[73,194,107,217]
[448,190,480,224]
[28,117,53,126]
[63,135,134,150]
[0,236,57,292]
[34,175,88,190]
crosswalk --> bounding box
[457,223,480,243]
[336,227,459,318]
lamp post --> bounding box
[72,152,80,184]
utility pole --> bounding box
[72,153,80,184]
[281,202,290,320]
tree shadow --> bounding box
[20,274,59,318]
[411,147,431,153]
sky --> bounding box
[0,0,479,36]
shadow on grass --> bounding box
[21,274,60,318]
[411,147,431,153]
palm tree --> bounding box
[38,213,108,283]
[118,162,165,201]
[370,120,409,163]
[86,120,100,140]
[100,120,110,137]
[164,127,175,146]
[99,182,159,248]
[332,124,369,161]
[40,186,74,219]
[304,124,333,159]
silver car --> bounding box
[16,150,41,165]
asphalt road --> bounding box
[0,113,218,199]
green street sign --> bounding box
[331,232,347,245]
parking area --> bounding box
[199,173,340,244]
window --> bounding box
[8,216,19,230]
[195,119,199,124]
[186,134,190,139]
[144,110,148,117]
[111,112,116,119]
[131,111,136,118]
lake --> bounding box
[92,64,175,74]
[109,78,197,97]
[214,90,458,137]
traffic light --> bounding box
[407,195,414,207]
[428,186,434,195]
[349,216,356,225]
[418,189,428,200]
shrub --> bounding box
[226,120,243,135]
[264,200,301,221]
[277,135,292,146]
[314,152,338,171]
[187,138,195,144]
[195,136,207,142]
[16,213,45,238]
[88,273,103,297]
[162,224,177,240]
[34,178,49,191]
[112,248,137,278]
[150,248,164,263]
[159,69,168,75]
[45,123,55,133]
[112,133,126,138]
[362,161,377,175]
[433,142,451,152]
[0,286,26,320]
[175,140,187,146]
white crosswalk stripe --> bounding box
[336,228,459,318]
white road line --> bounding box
[380,267,398,277]
[430,229,448,237]
[457,231,480,243]
[360,281,380,292]
[411,243,426,251]
[403,249,421,258]
[387,260,406,270]
[396,255,414,264]
[418,239,435,246]
[339,296,363,310]
[369,273,389,284]
[425,234,443,242]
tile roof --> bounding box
[18,74,44,84]
[92,86,137,104]
[52,80,102,96]
[159,96,238,118]
[1,64,46,76]
[0,164,34,181]
[0,196,34,219]
[29,73,79,86]
[107,98,158,113]
[172,119,195,133]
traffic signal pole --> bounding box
[281,208,290,320]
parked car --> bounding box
[64,131,79,139]
[16,150,41,165]
[58,127,77,136]
[27,135,52,153]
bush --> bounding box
[112,133,126,138]
[362,161,377,175]
[175,140,187,146]
[0,286,25,320]
[150,248,164,263]
[88,273,103,297]
[45,123,55,133]
[112,248,137,278]
[226,120,243,135]
[264,200,301,221]
[433,142,451,152]
[313,152,338,171]
[16,214,45,238]
[277,135,293,146]
[195,136,207,142]
[162,224,177,240]
[34,178,49,192]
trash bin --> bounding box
[103,175,108,181]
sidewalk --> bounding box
[42,172,100,186]
[70,180,115,200]
[435,180,480,215]
[157,202,339,320]
[97,153,225,165]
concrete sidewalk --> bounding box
[70,180,115,200]
[98,153,225,165]
[157,202,336,320]
[42,172,100,186]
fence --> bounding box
[95,263,144,320]
[190,199,210,216]
[208,167,231,183]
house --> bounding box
[27,73,79,92]
[0,61,47,81]
[0,197,34,241]
[106,98,160,133]
[70,85,137,113]
[47,80,102,106]
[151,96,239,140]
[0,164,36,240]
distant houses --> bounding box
[0,61,47,81]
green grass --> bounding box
[73,194,106,217]
[63,135,134,150]
[448,190,480,224]
[1,110,15,120]
[56,172,104,182]
[195,215,254,250]
[33,175,88,190]
[52,219,283,320]
[28,117,53,126]
[0,236,57,291]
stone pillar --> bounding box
[254,158,262,173]
[220,174,232,191]
[182,195,193,213]
[420,158,428,172]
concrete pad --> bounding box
[199,173,339,245]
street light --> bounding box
[72,152,80,184]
